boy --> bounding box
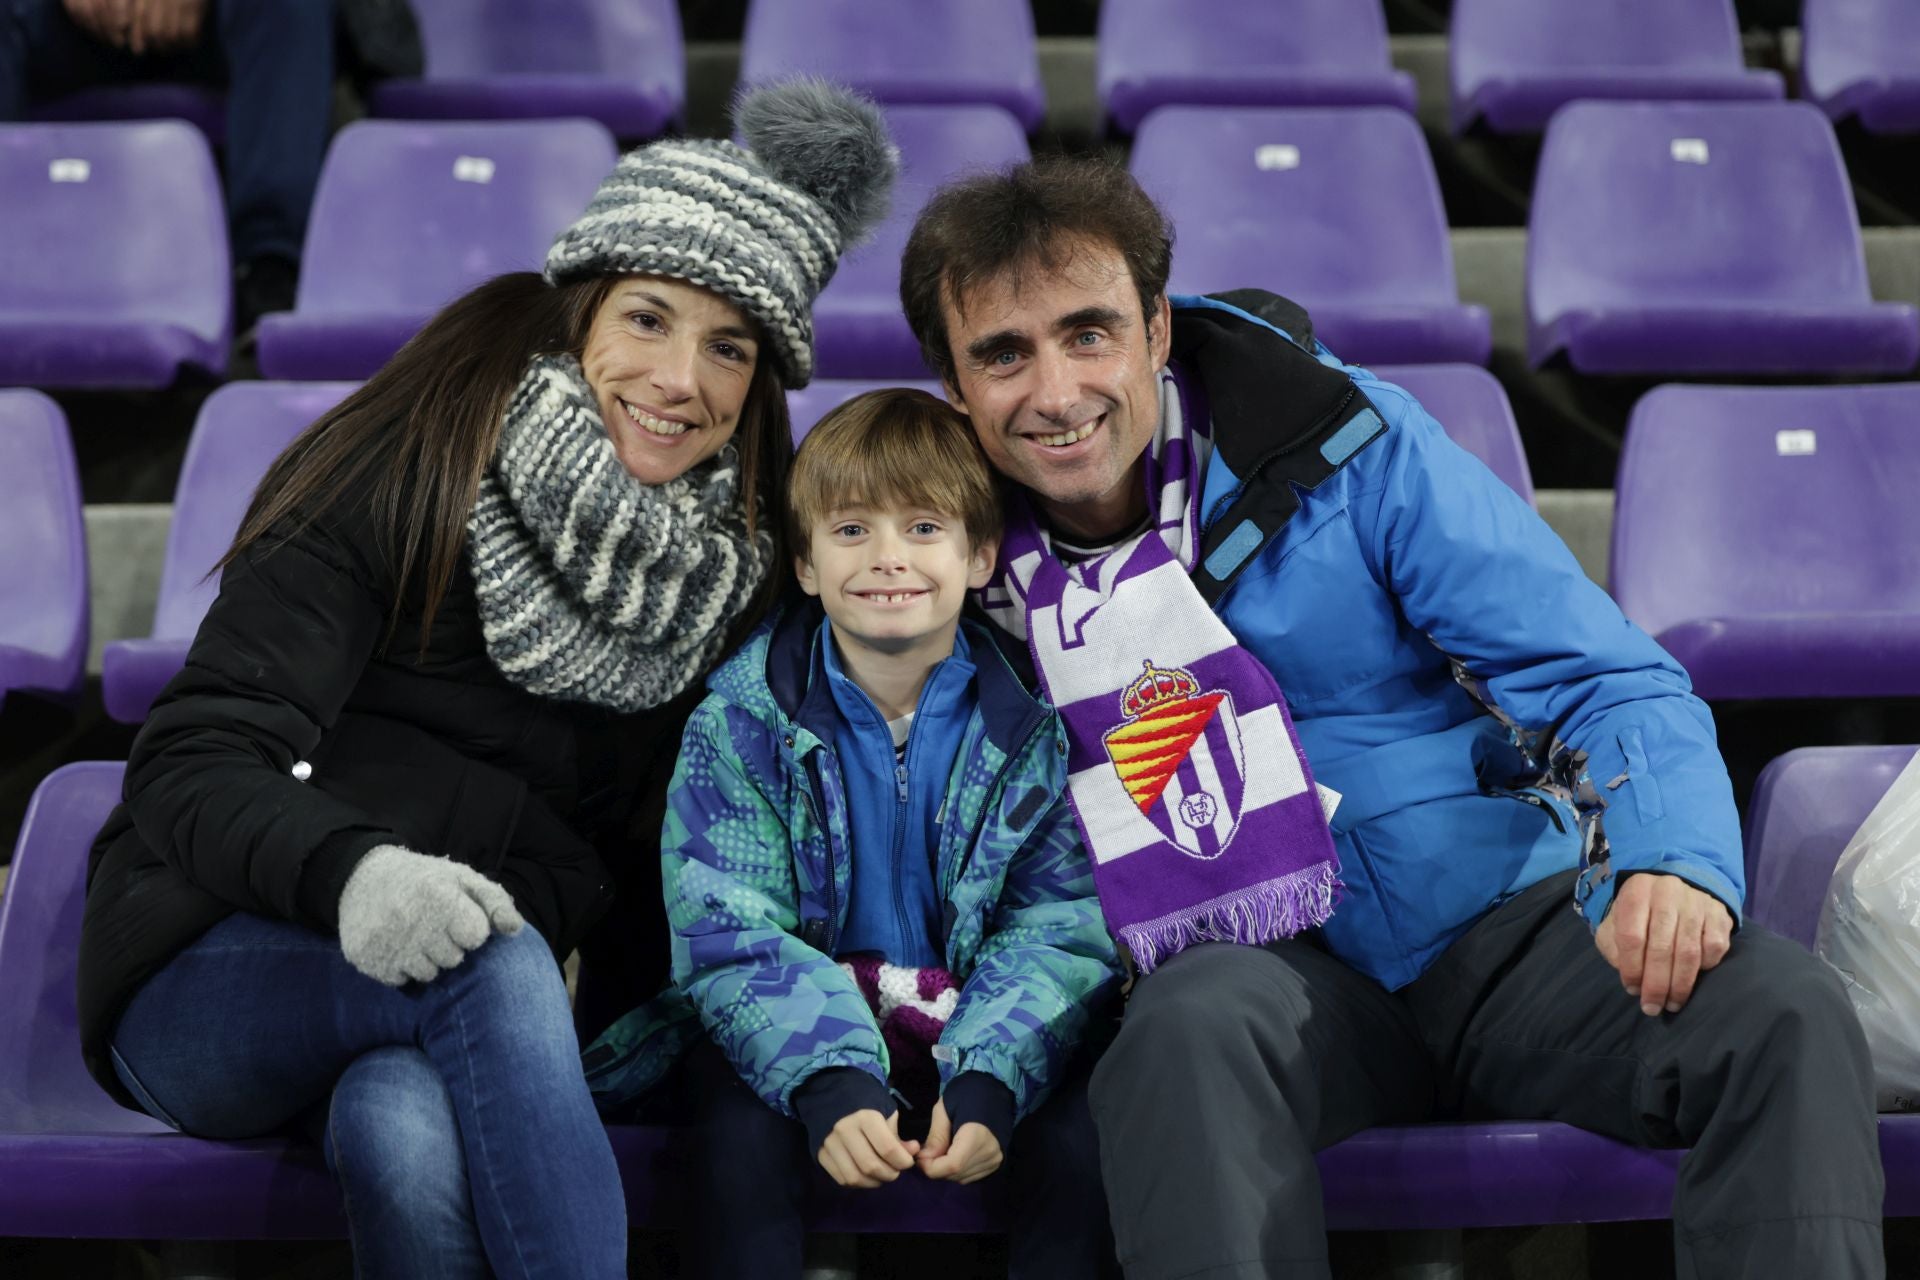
[665,388,1123,1279]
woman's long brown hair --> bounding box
[219,271,793,649]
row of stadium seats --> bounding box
[28,0,1920,144]
[3,745,1914,1237]
[3,373,1916,723]
[2,97,1914,392]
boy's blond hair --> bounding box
[787,388,1003,557]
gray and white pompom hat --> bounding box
[544,78,898,389]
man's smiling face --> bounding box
[939,237,1171,542]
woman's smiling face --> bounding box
[580,276,762,485]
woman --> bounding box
[73,80,896,1278]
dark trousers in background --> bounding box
[0,0,332,265]
[1091,869,1887,1280]
[682,1040,1122,1280]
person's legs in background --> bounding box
[210,0,331,338]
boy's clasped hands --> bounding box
[817,1100,1004,1188]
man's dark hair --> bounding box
[900,154,1174,387]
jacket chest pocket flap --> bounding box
[1228,508,1406,706]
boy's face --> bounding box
[796,504,997,656]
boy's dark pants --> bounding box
[1090,870,1886,1280]
[683,1041,1121,1280]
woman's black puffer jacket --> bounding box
[78,480,702,1107]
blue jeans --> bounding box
[0,0,331,263]
[110,912,626,1280]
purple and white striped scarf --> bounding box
[980,371,1340,972]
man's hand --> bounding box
[916,1099,1004,1185]
[817,1109,918,1189]
[1594,872,1733,1016]
[128,0,204,55]
[64,0,137,48]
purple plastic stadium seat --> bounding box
[1137,108,1490,368]
[1527,101,1920,376]
[369,0,684,139]
[256,119,617,381]
[1803,0,1920,135]
[811,107,1029,380]
[1097,0,1415,135]
[1369,365,1532,507]
[0,122,229,388]
[29,83,225,145]
[787,379,946,446]
[0,762,350,1240]
[1611,383,1920,701]
[0,392,87,712]
[739,0,1045,133]
[101,383,357,725]
[1450,0,1781,135]
[1745,745,1920,950]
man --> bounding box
[898,155,1883,1279]
[0,0,338,340]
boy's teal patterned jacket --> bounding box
[582,600,1122,1122]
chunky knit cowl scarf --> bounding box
[467,353,773,712]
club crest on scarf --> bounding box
[1105,660,1246,860]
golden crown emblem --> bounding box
[1120,660,1201,719]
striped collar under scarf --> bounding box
[467,353,772,712]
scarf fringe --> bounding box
[1120,861,1341,976]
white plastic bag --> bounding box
[1817,751,1920,1112]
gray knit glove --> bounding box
[337,845,525,987]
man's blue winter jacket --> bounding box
[1173,294,1742,990]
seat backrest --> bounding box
[1100,0,1398,84]
[0,391,87,692]
[1452,0,1747,82]
[1745,745,1920,948]
[1136,107,1457,309]
[152,383,359,641]
[294,119,617,316]
[409,0,683,82]
[1802,0,1920,109]
[1610,382,1920,640]
[1369,365,1533,507]
[787,379,946,446]
[739,0,1044,128]
[814,106,1030,314]
[1528,101,1872,318]
[0,762,160,1132]
[0,122,226,341]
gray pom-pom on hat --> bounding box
[545,79,898,388]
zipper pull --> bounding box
[896,762,909,804]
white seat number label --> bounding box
[1670,138,1710,165]
[1776,429,1817,456]
[49,159,90,182]
[453,155,496,184]
[1255,144,1301,171]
